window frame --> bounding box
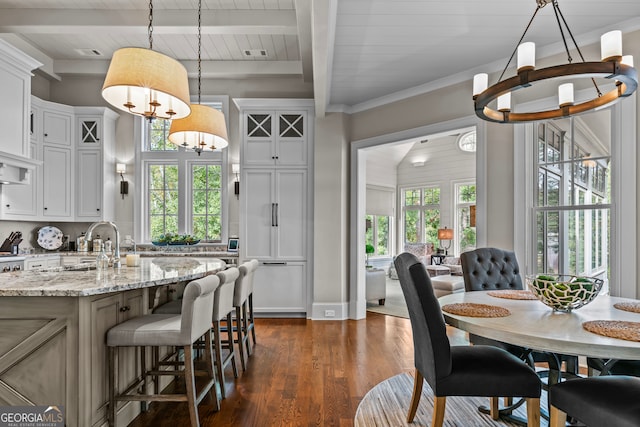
[454,181,476,255]
[401,186,441,246]
[134,96,231,244]
[514,93,636,298]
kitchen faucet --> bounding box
[85,221,121,268]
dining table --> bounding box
[438,291,640,425]
[438,291,640,360]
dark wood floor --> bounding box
[128,312,467,427]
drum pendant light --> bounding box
[168,0,229,154]
[101,0,191,121]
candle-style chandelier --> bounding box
[472,0,637,124]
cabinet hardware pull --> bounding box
[119,306,130,312]
[275,203,279,226]
[262,262,287,265]
[44,207,48,210]
[271,203,276,226]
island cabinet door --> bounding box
[84,289,145,427]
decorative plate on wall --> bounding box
[37,226,64,250]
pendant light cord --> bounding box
[198,0,202,105]
[148,0,154,50]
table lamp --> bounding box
[437,227,454,255]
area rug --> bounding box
[366,277,409,318]
[355,372,548,427]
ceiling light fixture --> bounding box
[101,0,191,121]
[472,0,637,124]
[168,0,229,155]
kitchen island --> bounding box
[0,257,226,427]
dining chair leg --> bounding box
[140,346,148,412]
[235,306,246,371]
[108,346,116,427]
[526,397,541,427]
[490,397,499,420]
[431,396,446,427]
[183,344,200,427]
[548,405,566,427]
[504,396,513,406]
[407,368,424,423]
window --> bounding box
[534,115,610,279]
[455,183,476,254]
[137,98,230,243]
[402,187,440,245]
[457,130,476,152]
[365,215,390,256]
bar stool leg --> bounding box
[226,312,238,378]
[235,306,246,371]
[108,346,116,427]
[203,331,220,411]
[140,346,148,412]
[183,344,200,427]
[212,321,226,399]
[249,294,256,346]
[242,302,252,357]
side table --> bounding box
[431,254,446,265]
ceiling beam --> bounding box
[0,9,297,36]
[53,59,302,78]
[294,0,313,83]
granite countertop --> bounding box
[0,257,227,297]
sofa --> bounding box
[403,243,434,266]
[441,256,463,275]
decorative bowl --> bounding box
[526,274,604,312]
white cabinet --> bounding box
[1,141,38,218]
[252,262,306,313]
[243,169,307,261]
[0,99,119,222]
[242,111,308,167]
[24,255,61,271]
[42,144,73,219]
[0,40,40,158]
[75,108,119,221]
[236,99,314,317]
[42,109,72,146]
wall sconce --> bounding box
[232,163,240,199]
[117,163,128,199]
[412,160,425,167]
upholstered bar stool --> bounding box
[233,259,259,371]
[106,275,220,427]
[214,267,240,398]
[549,376,640,427]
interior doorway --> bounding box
[349,116,487,320]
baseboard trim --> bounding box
[310,302,349,320]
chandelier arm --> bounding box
[553,0,602,96]
[474,62,637,123]
[551,1,572,62]
[498,5,543,83]
[148,0,153,50]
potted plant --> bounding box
[365,244,375,268]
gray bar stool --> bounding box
[214,267,240,398]
[106,275,220,427]
[233,259,259,371]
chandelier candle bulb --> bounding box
[497,92,511,112]
[601,30,622,62]
[558,83,574,107]
[473,73,488,97]
[517,42,536,72]
[622,55,634,67]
